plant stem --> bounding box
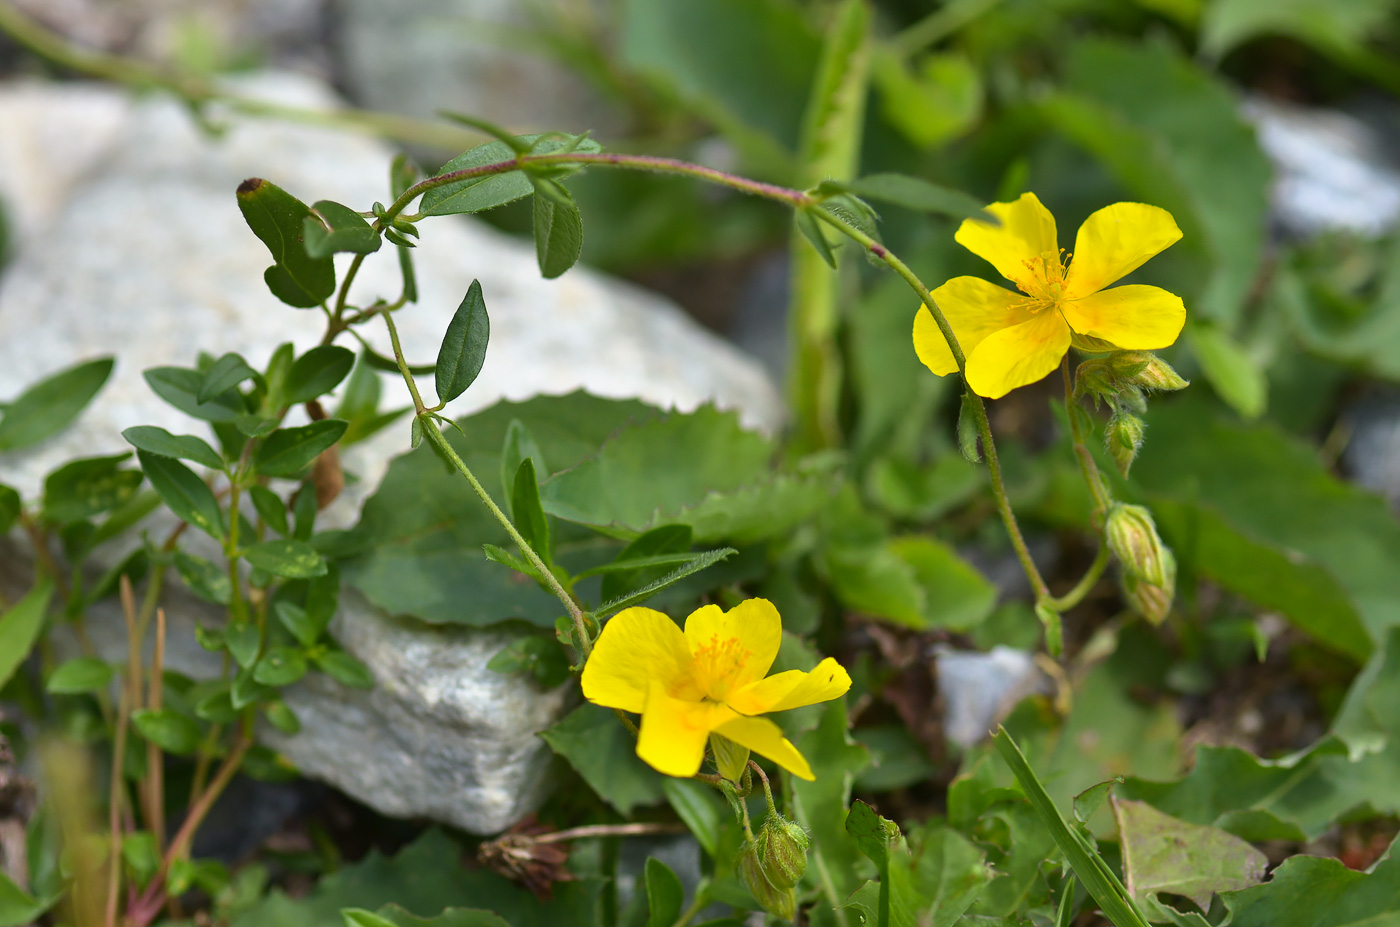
[379,311,592,656]
[104,683,131,927]
[533,821,687,844]
[1062,357,1112,519]
[1047,544,1109,612]
[670,880,711,927]
[751,760,777,817]
[145,608,167,860]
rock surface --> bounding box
[0,74,781,833]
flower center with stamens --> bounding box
[1017,249,1072,305]
[691,634,752,701]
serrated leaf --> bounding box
[286,346,355,404]
[242,539,327,578]
[435,280,490,404]
[531,179,583,279]
[199,353,259,403]
[46,657,114,694]
[236,178,336,308]
[144,366,244,422]
[305,200,381,257]
[132,708,202,755]
[122,426,223,470]
[419,134,602,217]
[138,451,224,539]
[597,524,693,604]
[0,357,113,452]
[0,580,54,691]
[255,420,348,478]
[41,454,143,525]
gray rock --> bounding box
[0,74,781,833]
[934,646,1047,749]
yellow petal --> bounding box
[637,680,732,778]
[964,309,1071,399]
[914,277,1039,377]
[954,192,1058,288]
[1065,202,1182,298]
[684,598,782,699]
[713,715,815,781]
[728,658,852,716]
[582,607,698,713]
[1060,285,1186,349]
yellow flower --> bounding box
[580,599,851,780]
[914,192,1186,399]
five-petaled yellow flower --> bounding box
[914,192,1186,399]
[581,599,851,780]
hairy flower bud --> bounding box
[1105,504,1170,587]
[1110,351,1189,392]
[738,839,796,921]
[756,813,810,889]
[1122,547,1176,626]
[1105,413,1146,477]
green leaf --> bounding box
[122,425,224,470]
[843,173,992,222]
[305,200,382,257]
[889,536,996,631]
[438,112,532,153]
[138,451,224,539]
[265,700,301,734]
[541,703,665,814]
[886,824,991,927]
[144,365,244,422]
[435,280,490,404]
[669,469,841,546]
[419,134,602,217]
[397,243,418,304]
[254,647,309,687]
[1219,848,1400,927]
[343,905,514,927]
[250,485,290,535]
[226,620,261,670]
[122,830,161,885]
[847,801,899,927]
[663,778,725,858]
[485,634,570,688]
[46,657,114,694]
[500,418,547,514]
[1199,0,1395,59]
[243,539,327,578]
[132,708,202,755]
[41,454,143,525]
[0,357,113,452]
[509,458,552,567]
[794,208,837,268]
[1110,796,1267,912]
[598,524,693,603]
[255,420,348,478]
[0,484,18,536]
[315,650,374,688]
[0,580,53,691]
[870,47,982,150]
[645,858,684,927]
[200,352,260,404]
[594,548,736,618]
[531,178,584,279]
[1188,321,1267,419]
[790,699,871,913]
[286,346,355,404]
[236,178,336,308]
[0,869,51,927]
[174,550,232,605]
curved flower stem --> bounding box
[379,311,592,657]
[1062,357,1112,519]
[1047,544,1110,612]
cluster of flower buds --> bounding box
[1075,351,1188,476]
[738,811,810,920]
[1105,503,1176,625]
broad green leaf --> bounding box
[199,352,259,403]
[663,777,725,857]
[254,647,309,687]
[286,346,355,404]
[255,420,348,478]
[435,280,490,404]
[0,869,50,927]
[531,178,584,279]
[870,47,982,150]
[419,134,602,217]
[274,602,318,647]
[0,580,54,690]
[46,657,114,694]
[1188,321,1267,419]
[540,703,666,814]
[842,173,991,222]
[500,418,547,516]
[304,564,341,640]
[144,366,244,422]
[847,801,899,927]
[1200,0,1395,59]
[0,356,113,452]
[645,858,684,927]
[174,550,232,605]
[236,178,336,307]
[138,451,224,539]
[227,621,262,670]
[305,199,381,257]
[1111,796,1266,912]
[41,454,143,525]
[889,536,996,631]
[250,485,290,536]
[132,708,202,755]
[790,700,871,919]
[122,425,224,470]
[886,824,991,927]
[242,539,327,578]
[1219,848,1400,927]
[265,700,300,734]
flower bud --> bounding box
[1105,504,1170,587]
[1105,412,1145,477]
[757,813,810,889]
[738,839,797,921]
[1109,351,1189,392]
[1122,547,1176,626]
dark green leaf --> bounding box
[274,602,316,647]
[397,244,418,304]
[174,551,232,605]
[236,178,336,307]
[662,778,725,858]
[510,458,551,565]
[499,419,547,510]
[265,700,301,734]
[0,484,18,536]
[255,420,348,478]
[242,539,327,578]
[1220,848,1400,927]
[122,425,223,470]
[594,548,736,618]
[794,208,837,268]
[131,708,202,755]
[435,279,490,404]
[293,481,318,541]
[144,366,245,422]
[46,657,114,695]
[957,392,981,463]
[254,647,309,687]
[790,699,871,909]
[531,178,583,279]
[645,858,683,927]
[304,564,341,639]
[41,454,143,525]
[305,200,381,258]
[541,703,665,814]
[0,357,113,453]
[199,353,259,404]
[315,650,374,688]
[419,134,602,217]
[226,621,262,669]
[286,346,355,404]
[250,485,290,535]
[0,580,52,691]
[599,524,692,604]
[138,451,224,539]
[232,666,271,708]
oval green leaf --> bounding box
[122,425,224,470]
[435,280,490,404]
[137,451,224,539]
[254,420,348,478]
[242,538,327,578]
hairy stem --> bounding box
[1062,357,1112,518]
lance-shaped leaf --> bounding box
[41,454,143,525]
[242,539,328,578]
[138,450,224,539]
[305,199,382,257]
[123,426,224,470]
[0,356,114,452]
[0,580,54,691]
[593,547,736,618]
[435,280,490,404]
[509,458,551,566]
[255,420,348,478]
[199,352,260,403]
[236,178,336,307]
